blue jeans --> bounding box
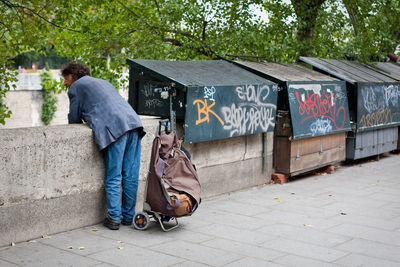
[104,130,141,223]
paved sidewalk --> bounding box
[1,153,400,266]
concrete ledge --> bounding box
[197,157,271,198]
[0,191,105,246]
[0,125,104,207]
[0,118,273,247]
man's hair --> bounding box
[61,62,91,79]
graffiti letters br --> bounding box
[222,85,276,136]
[193,98,224,126]
[293,85,346,135]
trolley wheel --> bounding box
[133,212,150,230]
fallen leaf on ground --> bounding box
[66,246,73,249]
[42,235,51,239]
[79,247,85,250]
[118,246,124,250]
[340,212,347,215]
[90,228,99,232]
[273,197,279,200]
[303,224,314,227]
[11,242,15,246]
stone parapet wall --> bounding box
[0,117,273,247]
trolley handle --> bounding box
[159,119,170,135]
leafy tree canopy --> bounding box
[0,0,399,124]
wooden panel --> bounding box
[274,110,292,137]
[274,132,346,175]
[289,133,345,156]
[290,146,346,174]
[290,135,322,156]
[273,136,291,174]
[321,133,346,150]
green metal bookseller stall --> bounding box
[371,61,400,150]
[300,57,400,160]
[234,61,351,176]
[126,59,278,144]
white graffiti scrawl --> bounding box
[384,84,400,107]
[203,86,216,102]
[310,118,333,136]
[221,84,276,137]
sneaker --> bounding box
[121,220,132,226]
[103,218,120,230]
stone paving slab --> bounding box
[0,241,101,266]
[257,223,351,247]
[334,238,400,263]
[88,243,183,266]
[274,254,341,267]
[334,253,400,267]
[0,153,399,266]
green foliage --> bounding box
[40,70,63,125]
[1,0,400,126]
[0,67,17,125]
[9,49,69,69]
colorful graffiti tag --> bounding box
[358,83,400,130]
[288,82,350,139]
[186,84,278,143]
[193,98,224,126]
[221,85,276,136]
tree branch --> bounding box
[1,0,81,33]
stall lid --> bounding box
[299,57,400,131]
[299,57,398,84]
[233,61,351,139]
[127,59,275,87]
[234,61,338,83]
[371,62,400,81]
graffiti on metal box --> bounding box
[186,84,278,143]
[221,85,276,136]
[358,83,400,129]
[193,98,224,126]
[288,82,350,139]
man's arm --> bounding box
[67,87,82,124]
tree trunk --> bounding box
[291,0,326,57]
[342,0,363,37]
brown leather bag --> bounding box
[146,130,201,217]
